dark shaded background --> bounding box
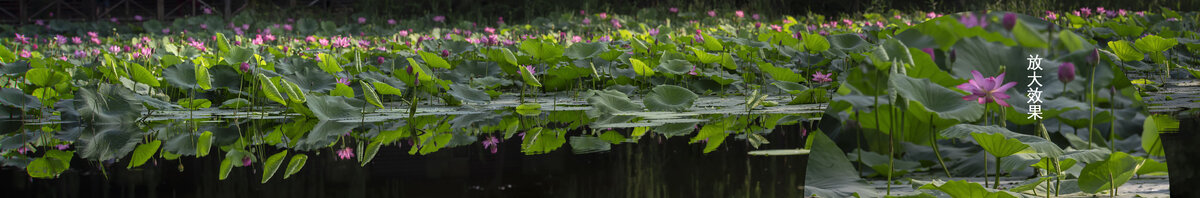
[1,0,1196,25]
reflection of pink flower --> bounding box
[957,70,1017,107]
[482,136,500,154]
[337,147,355,160]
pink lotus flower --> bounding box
[162,28,170,34]
[1002,13,1017,30]
[921,48,935,60]
[240,62,251,72]
[441,49,450,57]
[134,15,143,21]
[648,28,659,36]
[1058,62,1076,83]
[16,147,28,154]
[582,18,591,25]
[377,57,386,65]
[959,13,987,28]
[957,70,1017,107]
[56,144,69,150]
[72,37,82,44]
[571,36,582,43]
[14,33,28,44]
[524,65,536,75]
[770,25,782,32]
[357,17,366,24]
[337,147,355,160]
[707,10,716,17]
[203,7,212,14]
[482,136,500,154]
[735,10,745,18]
[598,13,607,19]
[752,14,760,20]
[484,27,495,34]
[18,50,30,58]
[812,71,832,83]
[610,19,622,28]
[433,15,446,22]
[688,66,698,75]
[669,7,678,13]
[242,156,252,166]
[388,19,397,25]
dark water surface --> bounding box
[1,111,812,198]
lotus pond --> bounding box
[1,5,1198,197]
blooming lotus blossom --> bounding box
[337,78,350,86]
[582,18,591,25]
[14,33,28,44]
[688,66,698,75]
[959,13,987,28]
[110,17,119,23]
[358,17,366,24]
[669,7,678,13]
[707,10,716,17]
[18,50,30,58]
[1058,62,1076,83]
[610,19,622,28]
[957,70,1017,107]
[524,65,536,75]
[16,147,28,154]
[56,144,69,150]
[735,10,745,18]
[71,37,82,44]
[203,7,212,14]
[134,15,143,21]
[35,20,44,26]
[598,13,607,19]
[752,14,760,20]
[1002,13,1017,30]
[338,147,355,159]
[571,36,583,43]
[770,25,782,32]
[482,136,500,154]
[387,19,397,25]
[162,28,170,34]
[812,71,832,83]
[433,15,446,22]
[648,28,659,36]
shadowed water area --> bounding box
[0,95,820,197]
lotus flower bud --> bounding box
[1058,62,1076,83]
[1002,13,1017,30]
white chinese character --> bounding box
[1027,73,1042,87]
[1027,54,1043,70]
[1027,87,1043,104]
[1027,105,1043,120]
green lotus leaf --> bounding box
[643,85,698,112]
